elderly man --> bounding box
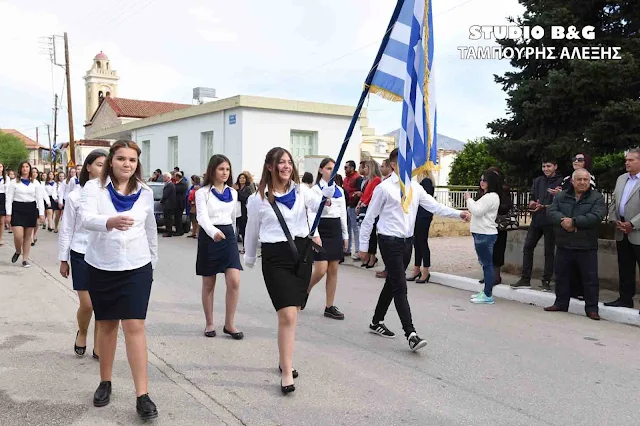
[160,172,176,238]
[544,169,606,320]
[605,148,640,310]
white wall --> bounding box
[241,108,361,179]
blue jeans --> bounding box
[347,207,360,254]
[473,233,498,296]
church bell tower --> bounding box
[84,51,119,124]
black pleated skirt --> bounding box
[49,196,59,211]
[314,218,343,261]
[0,193,5,216]
[261,238,313,311]
[11,201,37,228]
[70,250,89,291]
[87,263,153,320]
[196,225,243,276]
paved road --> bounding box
[1,231,639,426]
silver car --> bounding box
[147,182,191,234]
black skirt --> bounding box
[314,218,343,262]
[87,263,153,320]
[11,201,37,228]
[196,224,243,276]
[0,193,5,216]
[70,250,89,291]
[261,238,313,311]
[49,196,59,211]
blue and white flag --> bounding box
[369,0,437,212]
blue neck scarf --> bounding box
[48,181,55,186]
[107,182,142,213]
[211,186,232,203]
[20,178,30,186]
[74,177,79,185]
[275,188,296,209]
[317,183,342,199]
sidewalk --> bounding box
[0,244,240,426]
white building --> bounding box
[87,95,364,179]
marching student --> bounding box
[5,161,45,267]
[305,157,348,320]
[244,147,334,394]
[59,150,107,359]
[54,171,66,232]
[30,167,50,246]
[80,140,158,420]
[44,171,58,231]
[360,149,469,352]
[60,167,78,210]
[0,163,6,246]
[195,154,244,340]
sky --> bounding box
[0,0,525,148]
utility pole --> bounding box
[53,94,59,171]
[46,124,51,169]
[64,32,76,168]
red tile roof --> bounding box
[95,51,108,60]
[105,97,191,119]
[76,139,111,147]
[0,129,43,149]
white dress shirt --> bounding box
[310,180,348,241]
[58,189,89,260]
[44,181,58,201]
[81,177,158,271]
[33,180,51,208]
[5,179,46,216]
[195,185,238,239]
[57,181,67,205]
[466,192,499,235]
[359,173,462,252]
[0,176,6,194]
[244,182,333,266]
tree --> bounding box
[448,139,507,186]
[592,151,625,190]
[0,131,29,170]
[486,0,640,184]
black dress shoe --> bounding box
[586,312,601,321]
[280,380,295,394]
[93,350,99,360]
[416,274,431,284]
[93,381,112,407]
[204,329,216,338]
[74,331,86,357]
[407,272,420,282]
[136,393,158,420]
[603,299,634,308]
[279,365,299,378]
[11,252,20,263]
[223,327,244,340]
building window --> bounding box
[375,140,386,154]
[141,140,151,177]
[200,131,214,173]
[97,61,102,69]
[168,136,179,170]
[290,130,318,173]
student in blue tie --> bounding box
[244,147,335,394]
[195,154,244,339]
[80,140,159,420]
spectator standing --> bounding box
[356,158,382,268]
[343,160,363,259]
[173,172,188,236]
[235,173,253,253]
[301,172,314,188]
[408,173,435,283]
[511,159,563,291]
[187,175,201,238]
[544,169,606,320]
[160,173,176,238]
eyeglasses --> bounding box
[480,178,486,182]
[572,157,585,162]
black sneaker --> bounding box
[324,306,345,320]
[369,322,395,338]
[407,332,427,352]
[11,252,20,263]
[22,261,31,268]
[136,394,158,420]
[510,278,531,289]
[540,279,551,292]
[93,381,111,407]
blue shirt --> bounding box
[619,173,640,218]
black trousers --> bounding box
[373,235,415,337]
[522,225,555,280]
[173,207,184,235]
[616,235,640,304]
[163,209,174,235]
[414,217,432,267]
[553,247,599,313]
[368,218,379,255]
[493,230,507,267]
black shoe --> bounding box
[416,274,431,284]
[369,322,395,338]
[479,279,485,284]
[22,261,31,268]
[93,381,112,407]
[136,394,158,420]
[93,349,99,360]
[31,239,37,246]
[540,279,552,292]
[301,293,309,311]
[204,329,216,338]
[324,306,345,320]
[510,278,531,289]
[74,331,86,357]
[365,257,379,269]
[11,252,20,263]
[280,380,295,394]
[407,272,421,282]
[407,332,427,352]
[279,365,299,379]
[223,327,244,340]
[603,298,634,308]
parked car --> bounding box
[147,182,191,234]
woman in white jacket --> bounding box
[465,170,502,305]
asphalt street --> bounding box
[1,230,639,426]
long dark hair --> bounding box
[258,147,300,203]
[302,172,314,185]
[235,173,248,189]
[574,152,593,171]
[80,149,108,187]
[203,154,233,188]
[16,161,32,182]
[315,157,335,185]
[101,140,143,195]
[46,171,55,184]
[0,163,6,183]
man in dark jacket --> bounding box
[544,169,606,320]
[173,172,188,236]
[161,173,176,237]
[511,159,564,291]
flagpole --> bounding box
[309,0,406,235]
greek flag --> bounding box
[369,0,437,212]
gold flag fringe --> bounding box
[367,85,403,102]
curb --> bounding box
[429,272,640,327]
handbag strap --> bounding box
[266,193,300,263]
